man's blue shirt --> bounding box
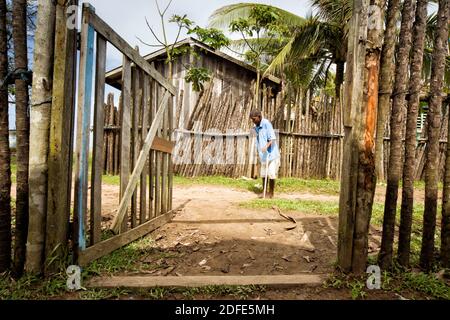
[254,118,280,163]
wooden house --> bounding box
[105,37,282,131]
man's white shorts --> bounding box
[260,158,281,179]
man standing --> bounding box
[250,110,281,199]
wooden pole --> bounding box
[73,3,95,259]
[89,34,107,246]
[45,0,78,273]
[25,0,56,274]
[337,0,369,273]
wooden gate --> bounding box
[73,4,176,266]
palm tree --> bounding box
[421,0,449,271]
[0,0,12,273]
[398,0,428,268]
[375,0,401,181]
[379,0,415,270]
[209,1,351,101]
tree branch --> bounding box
[145,17,165,46]
[162,0,174,16]
[136,36,165,48]
[170,24,183,53]
[240,30,257,54]
[224,44,246,57]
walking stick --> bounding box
[263,153,269,199]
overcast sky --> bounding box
[87,0,312,70]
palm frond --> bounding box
[309,0,353,25]
[228,37,288,55]
[208,3,305,30]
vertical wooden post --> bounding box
[168,85,174,211]
[148,79,155,219]
[155,85,161,217]
[120,56,132,232]
[73,3,95,257]
[337,0,369,272]
[130,65,140,228]
[140,74,149,224]
[90,34,106,245]
[161,90,168,214]
[45,0,78,272]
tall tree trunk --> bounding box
[12,0,30,277]
[375,0,400,181]
[398,0,427,268]
[338,0,370,272]
[351,0,384,273]
[378,0,415,270]
[25,0,56,274]
[0,0,12,273]
[443,99,450,267]
[334,60,345,102]
[421,0,449,271]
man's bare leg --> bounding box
[268,179,275,198]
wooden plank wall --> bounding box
[101,47,450,182]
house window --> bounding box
[417,104,428,136]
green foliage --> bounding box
[399,272,450,300]
[185,67,211,92]
[188,26,230,50]
[349,280,367,300]
[228,5,286,74]
[170,44,191,60]
[0,272,67,300]
[229,5,285,37]
[169,14,194,29]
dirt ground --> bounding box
[10,181,440,300]
[96,184,384,278]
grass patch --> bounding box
[0,272,67,300]
[240,198,426,228]
[102,174,120,186]
[83,236,155,276]
[324,269,450,300]
[398,271,450,299]
[100,174,342,195]
[174,175,341,195]
[11,158,16,184]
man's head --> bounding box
[250,110,262,126]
